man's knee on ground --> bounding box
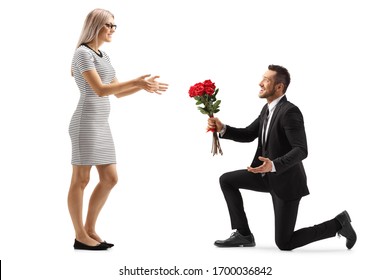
[275,239,293,251]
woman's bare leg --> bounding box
[68,165,100,246]
[84,164,118,242]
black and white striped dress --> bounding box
[69,44,116,165]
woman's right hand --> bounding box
[134,74,155,92]
[135,74,169,94]
[146,76,169,95]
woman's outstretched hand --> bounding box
[147,75,169,95]
[134,74,153,91]
[134,74,168,94]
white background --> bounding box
[1,0,389,279]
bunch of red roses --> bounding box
[189,79,221,116]
[189,79,223,156]
[189,79,217,97]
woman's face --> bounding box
[98,16,116,43]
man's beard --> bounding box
[259,86,276,99]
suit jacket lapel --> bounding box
[264,96,287,148]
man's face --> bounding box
[258,70,277,99]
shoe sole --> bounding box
[214,243,256,248]
[242,243,256,247]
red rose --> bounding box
[203,80,216,95]
[193,82,205,96]
[189,83,202,97]
[204,86,215,95]
[189,86,197,97]
[203,80,215,89]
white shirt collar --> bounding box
[268,94,285,112]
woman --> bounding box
[68,8,168,250]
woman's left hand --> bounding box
[147,76,169,95]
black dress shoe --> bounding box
[335,211,357,249]
[73,239,109,250]
[101,241,114,248]
[214,231,256,247]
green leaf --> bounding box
[196,100,203,105]
[212,100,220,111]
[198,107,209,114]
[215,88,219,95]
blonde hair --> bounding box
[71,8,114,76]
[76,8,114,49]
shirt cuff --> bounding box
[271,161,276,172]
[219,124,227,137]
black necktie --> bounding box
[262,107,269,146]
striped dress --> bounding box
[69,44,116,165]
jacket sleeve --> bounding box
[273,107,308,173]
[221,116,260,143]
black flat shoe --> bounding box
[101,241,114,248]
[214,231,256,247]
[73,239,109,250]
[335,210,357,249]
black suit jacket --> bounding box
[222,96,309,200]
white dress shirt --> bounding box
[262,94,285,144]
[263,95,285,172]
